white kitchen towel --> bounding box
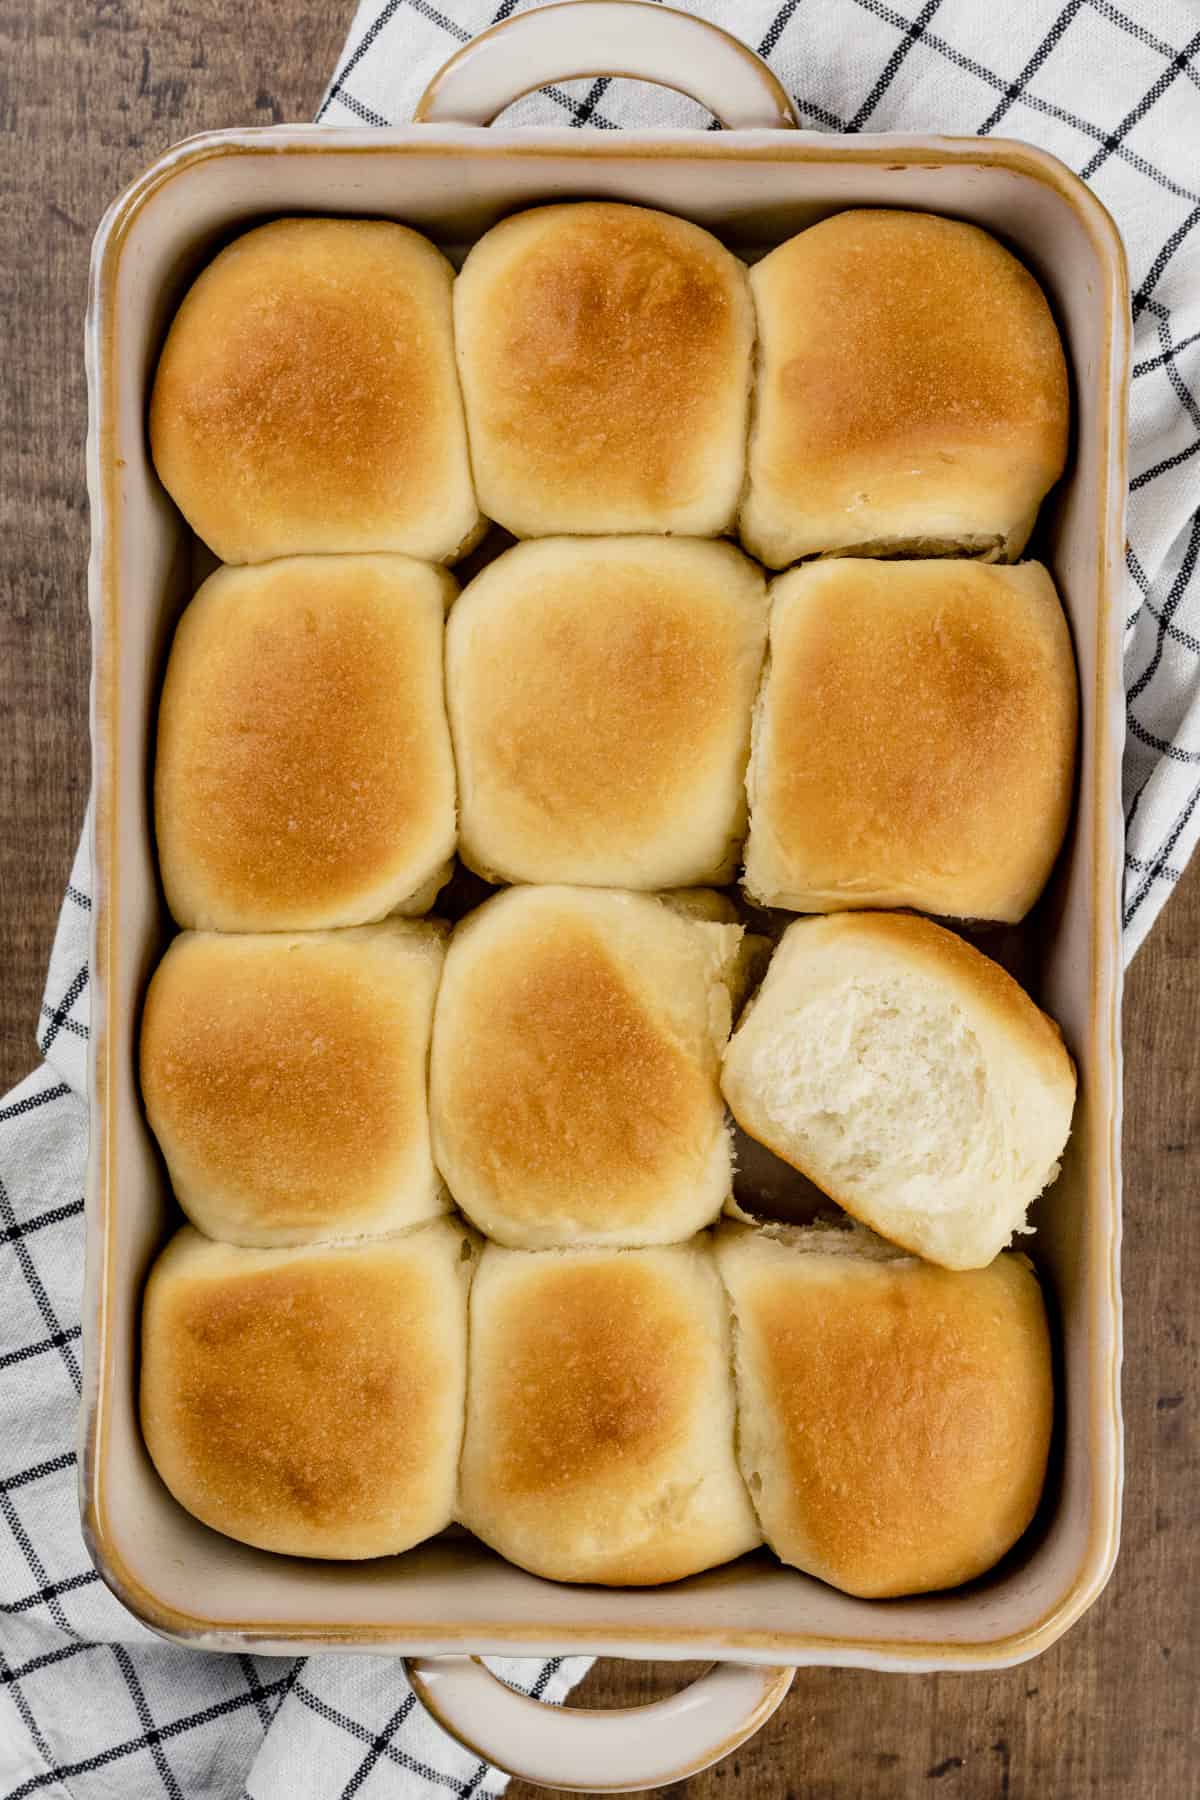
[4,2,1200,1795]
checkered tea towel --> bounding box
[4,2,1200,1795]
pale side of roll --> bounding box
[741,209,1069,568]
[455,202,755,538]
[155,555,457,932]
[448,536,769,889]
[150,217,482,565]
[140,922,448,1248]
[458,1239,761,1585]
[721,912,1076,1270]
[430,885,745,1249]
[743,558,1078,923]
[140,1219,477,1559]
[715,1222,1053,1598]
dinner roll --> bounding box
[448,537,769,889]
[715,1223,1053,1597]
[141,1219,476,1559]
[741,210,1069,567]
[459,1241,760,1585]
[140,922,447,1247]
[150,218,481,564]
[743,559,1078,922]
[430,886,743,1248]
[155,556,456,931]
[455,202,755,538]
[721,912,1076,1270]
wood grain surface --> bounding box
[1,5,1196,1795]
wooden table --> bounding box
[2,6,1196,1794]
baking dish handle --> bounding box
[404,1655,794,1791]
[412,0,799,130]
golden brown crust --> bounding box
[455,203,754,537]
[140,1222,474,1559]
[442,928,698,1198]
[429,887,739,1248]
[426,885,737,1252]
[745,560,1078,922]
[154,556,457,931]
[459,1243,760,1584]
[150,218,481,564]
[717,1229,1053,1597]
[140,924,447,1246]
[448,538,768,887]
[742,211,1069,566]
[484,1260,701,1496]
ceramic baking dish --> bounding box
[82,2,1130,1784]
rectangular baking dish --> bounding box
[83,112,1129,1670]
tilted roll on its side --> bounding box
[721,912,1076,1270]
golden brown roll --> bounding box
[429,886,744,1248]
[743,558,1078,922]
[454,202,755,538]
[715,1223,1053,1598]
[155,556,457,931]
[721,912,1076,1271]
[741,210,1069,567]
[447,537,769,888]
[140,1219,476,1559]
[140,923,447,1247]
[149,218,481,565]
[458,1240,760,1585]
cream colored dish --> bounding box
[83,1,1128,1788]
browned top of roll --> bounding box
[429,886,741,1248]
[140,1221,473,1559]
[742,209,1069,564]
[761,211,1066,461]
[717,1226,1053,1597]
[140,922,447,1246]
[149,218,480,564]
[448,536,768,888]
[455,202,754,536]
[458,1241,760,1584]
[744,558,1078,922]
[154,555,456,931]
